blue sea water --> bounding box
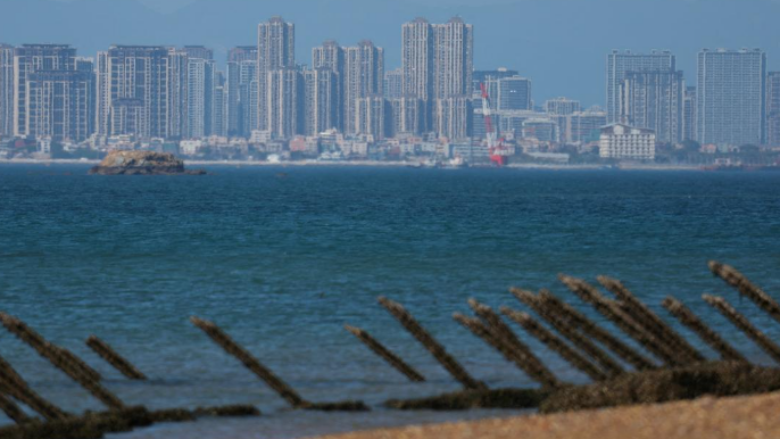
[0,164,779,438]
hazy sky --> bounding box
[9,0,780,106]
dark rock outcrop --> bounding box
[89,151,206,175]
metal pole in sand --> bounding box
[534,289,656,371]
[511,288,624,377]
[709,261,780,325]
[190,316,308,408]
[86,336,147,380]
[452,313,559,388]
[467,299,561,387]
[662,297,747,363]
[0,313,101,382]
[501,308,608,382]
[0,314,124,410]
[702,295,780,364]
[344,324,425,382]
[559,275,685,366]
[598,276,704,363]
[378,297,487,391]
[0,355,69,420]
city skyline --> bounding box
[0,15,777,151]
[4,0,780,107]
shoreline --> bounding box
[311,391,780,439]
[0,158,706,171]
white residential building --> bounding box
[599,124,656,160]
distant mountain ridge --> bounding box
[2,0,779,106]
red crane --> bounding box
[480,82,510,166]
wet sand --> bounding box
[312,391,780,439]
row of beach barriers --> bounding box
[2,261,780,438]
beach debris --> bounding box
[597,276,704,363]
[191,317,369,412]
[709,261,780,325]
[0,355,70,420]
[385,388,548,411]
[501,308,608,382]
[662,297,747,362]
[535,289,656,370]
[344,324,426,382]
[702,295,780,364]
[511,289,624,378]
[559,275,684,366]
[0,313,124,410]
[378,297,486,391]
[466,299,561,388]
[539,361,780,413]
[86,336,147,380]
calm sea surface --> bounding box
[0,165,779,438]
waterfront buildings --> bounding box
[355,95,389,140]
[545,97,581,116]
[25,70,94,142]
[311,39,385,136]
[264,67,303,139]
[401,18,434,103]
[683,86,697,142]
[166,48,188,139]
[94,51,110,137]
[257,16,296,137]
[522,118,557,142]
[105,45,171,139]
[696,48,766,146]
[619,69,684,143]
[213,71,227,138]
[483,75,532,111]
[344,41,384,135]
[182,45,213,61]
[473,68,519,95]
[303,67,339,135]
[599,124,656,160]
[434,95,472,140]
[389,97,425,137]
[13,44,77,137]
[765,72,780,146]
[606,50,675,124]
[226,46,258,138]
[384,68,404,100]
[569,107,607,144]
[432,17,473,101]
[185,56,217,139]
[401,17,473,136]
[311,40,345,132]
[1,17,778,164]
[0,44,13,136]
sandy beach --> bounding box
[312,391,780,439]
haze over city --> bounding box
[5,0,780,105]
